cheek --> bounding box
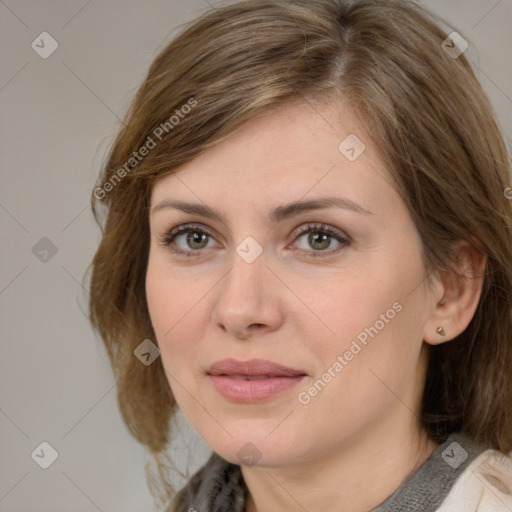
[145,263,207,410]
[297,251,427,382]
[145,256,216,368]
[288,268,401,357]
[146,249,199,328]
[294,289,426,441]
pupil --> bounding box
[309,232,330,250]
[188,232,206,248]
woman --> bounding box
[88,0,512,510]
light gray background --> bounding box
[1,1,511,511]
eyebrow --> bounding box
[151,196,373,224]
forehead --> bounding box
[150,98,395,215]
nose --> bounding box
[210,249,284,340]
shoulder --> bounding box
[437,449,512,511]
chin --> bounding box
[198,420,303,467]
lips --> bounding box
[207,358,307,403]
[208,358,306,377]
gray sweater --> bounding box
[171,432,485,511]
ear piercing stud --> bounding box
[436,326,446,336]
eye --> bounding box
[159,223,218,257]
[290,223,350,258]
[159,222,351,259]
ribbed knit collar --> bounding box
[175,431,484,512]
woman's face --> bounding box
[146,99,438,467]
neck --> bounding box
[242,418,439,512]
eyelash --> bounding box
[158,222,351,259]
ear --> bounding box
[423,240,487,345]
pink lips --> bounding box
[207,358,307,403]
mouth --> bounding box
[225,375,277,380]
[207,358,307,403]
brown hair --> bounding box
[87,0,512,506]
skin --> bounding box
[146,98,486,511]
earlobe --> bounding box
[423,240,486,346]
